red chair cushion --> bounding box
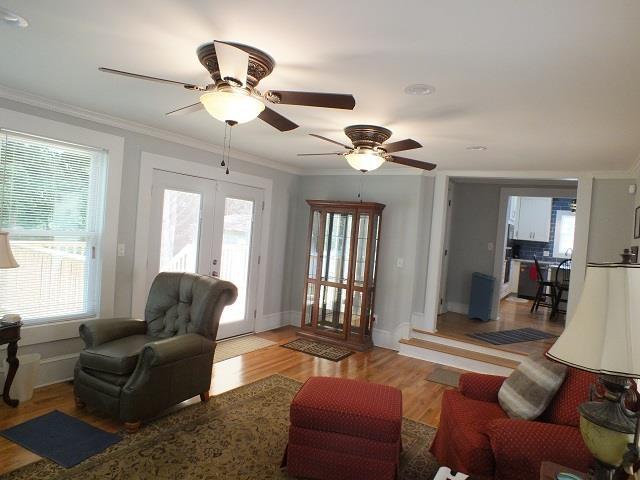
[540,368,596,426]
[290,376,402,443]
[430,390,508,478]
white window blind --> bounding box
[553,210,576,259]
[0,130,106,324]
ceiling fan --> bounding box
[299,125,437,172]
[99,41,356,131]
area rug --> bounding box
[427,367,461,388]
[467,327,558,345]
[0,410,120,468]
[4,375,439,480]
[281,338,353,361]
[213,334,276,363]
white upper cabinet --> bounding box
[514,197,552,242]
[507,196,520,225]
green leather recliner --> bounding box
[74,272,237,431]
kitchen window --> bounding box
[553,210,575,259]
[0,130,107,324]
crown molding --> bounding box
[0,84,304,176]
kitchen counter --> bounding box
[513,258,562,267]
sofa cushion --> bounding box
[540,368,596,426]
[498,353,567,420]
[79,335,158,375]
[290,377,402,443]
[430,389,508,478]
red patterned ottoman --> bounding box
[285,376,403,480]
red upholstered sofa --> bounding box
[430,368,596,480]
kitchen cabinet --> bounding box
[514,196,552,242]
[507,196,520,225]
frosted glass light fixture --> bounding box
[344,149,385,172]
[200,88,265,125]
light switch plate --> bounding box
[488,242,494,252]
[396,258,404,268]
[543,250,550,257]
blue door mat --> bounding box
[0,410,121,468]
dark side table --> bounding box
[0,322,21,407]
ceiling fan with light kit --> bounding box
[99,41,355,131]
[299,125,437,172]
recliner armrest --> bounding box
[141,334,214,367]
[458,372,507,402]
[79,318,147,348]
[487,418,592,478]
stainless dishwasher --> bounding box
[518,263,548,299]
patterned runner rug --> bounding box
[6,375,439,480]
[281,338,353,361]
[467,327,557,345]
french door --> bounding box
[147,170,263,339]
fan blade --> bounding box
[98,67,202,90]
[166,102,204,116]
[258,107,299,131]
[381,139,422,154]
[297,152,343,156]
[309,134,351,149]
[386,155,437,171]
[214,41,249,87]
[265,91,355,110]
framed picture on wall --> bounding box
[635,206,640,239]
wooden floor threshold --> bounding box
[412,327,532,357]
[399,338,521,370]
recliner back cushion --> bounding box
[144,272,237,340]
[540,368,596,427]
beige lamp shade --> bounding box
[547,263,640,377]
[0,232,19,268]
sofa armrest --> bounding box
[458,373,506,403]
[79,318,147,348]
[141,334,214,367]
[487,418,592,479]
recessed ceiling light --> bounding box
[0,7,29,28]
[466,145,488,151]
[404,84,435,96]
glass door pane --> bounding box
[219,197,254,323]
[158,189,201,273]
[318,285,347,334]
[321,212,353,284]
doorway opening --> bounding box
[435,178,578,356]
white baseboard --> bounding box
[37,353,78,387]
[446,302,469,315]
[373,321,411,351]
[255,310,300,332]
[398,342,515,376]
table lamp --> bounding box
[547,260,640,480]
[0,232,18,269]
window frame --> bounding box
[553,209,576,259]
[0,107,123,340]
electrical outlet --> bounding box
[543,250,550,257]
[117,243,126,257]
[488,242,494,252]
[396,258,404,268]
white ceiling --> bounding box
[2,0,640,173]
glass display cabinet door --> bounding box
[317,211,353,335]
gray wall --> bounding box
[0,97,298,318]
[287,174,435,334]
[445,183,502,307]
[588,179,635,262]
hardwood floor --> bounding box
[0,326,452,476]
[436,297,565,355]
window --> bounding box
[553,210,576,259]
[0,130,106,324]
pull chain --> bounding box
[220,124,228,168]
[225,125,233,175]
[357,171,365,202]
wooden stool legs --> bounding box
[200,391,210,403]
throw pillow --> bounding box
[498,353,567,420]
